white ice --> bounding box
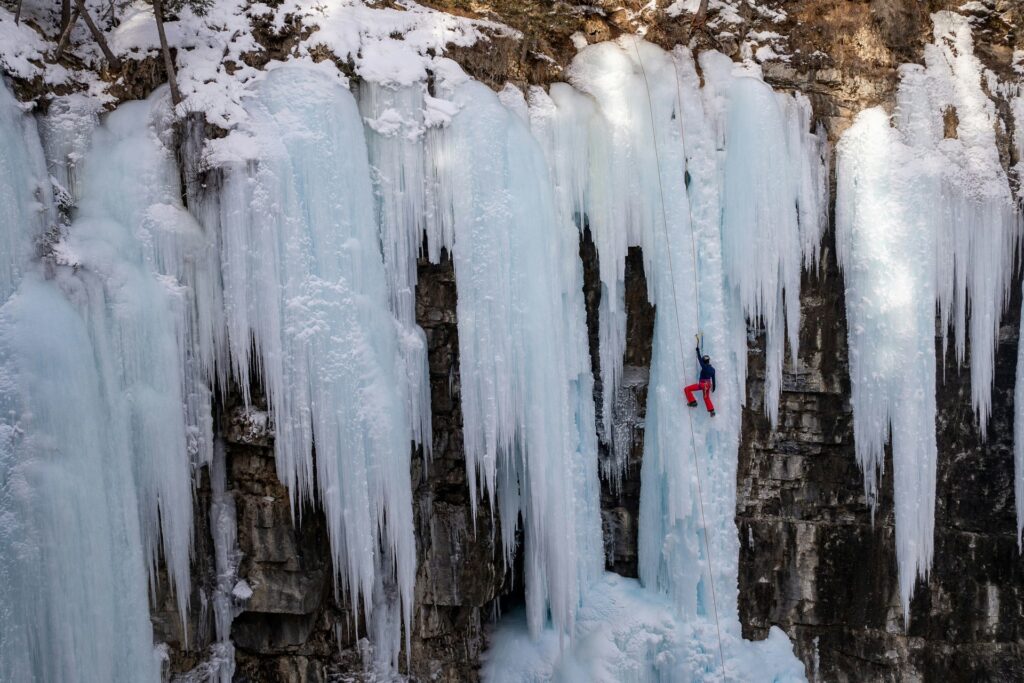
[51,89,205,621]
[836,107,941,619]
[0,77,163,683]
[426,60,604,639]
[484,38,812,681]
[836,12,1019,618]
[211,66,416,671]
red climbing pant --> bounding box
[684,379,714,412]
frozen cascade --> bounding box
[528,81,613,601]
[426,60,605,639]
[483,39,811,681]
[358,80,432,452]
[49,90,208,620]
[0,79,52,300]
[210,66,416,669]
[835,107,941,619]
[836,12,1019,617]
[0,277,164,682]
[0,79,162,681]
[699,52,828,427]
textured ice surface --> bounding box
[836,108,940,620]
[836,12,1019,618]
[212,66,416,669]
[55,90,203,619]
[483,574,805,683]
[0,276,164,683]
[0,79,52,301]
[484,39,812,681]
[427,62,604,639]
[358,80,433,453]
[0,79,164,683]
[0,18,832,679]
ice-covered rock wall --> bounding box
[204,66,420,671]
[2,28,824,683]
[0,81,199,681]
[483,38,823,682]
[837,11,1020,618]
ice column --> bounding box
[52,91,207,619]
[358,80,432,452]
[700,52,828,426]
[836,12,1019,616]
[0,79,161,683]
[529,82,610,595]
[212,66,416,668]
[836,107,941,618]
[428,60,603,638]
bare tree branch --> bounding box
[74,0,121,71]
[153,0,182,107]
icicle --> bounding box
[358,80,432,454]
[0,79,53,300]
[836,12,1019,616]
[910,12,1018,430]
[700,52,827,426]
[211,66,416,670]
[426,58,603,640]
[836,107,941,619]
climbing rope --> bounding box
[630,35,729,680]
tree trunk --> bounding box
[54,7,81,61]
[60,0,71,34]
[692,0,709,29]
[74,0,121,70]
[153,0,182,107]
[14,0,23,25]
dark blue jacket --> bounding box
[697,347,716,391]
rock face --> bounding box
[736,235,1024,682]
[148,1,1024,681]
[163,255,511,682]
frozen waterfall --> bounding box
[208,66,419,670]
[0,27,836,682]
[0,81,196,681]
[836,12,1020,619]
[483,38,822,682]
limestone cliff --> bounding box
[19,0,1018,681]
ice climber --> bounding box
[684,333,716,417]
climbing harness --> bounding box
[630,35,729,679]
